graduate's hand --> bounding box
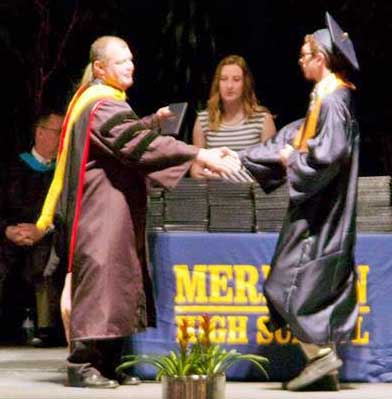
[279,144,294,167]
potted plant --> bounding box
[116,315,268,399]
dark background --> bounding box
[1,0,391,176]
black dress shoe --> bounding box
[30,329,66,348]
[307,372,340,391]
[285,351,343,391]
[283,372,340,391]
[117,372,142,385]
[30,336,59,348]
[67,368,119,389]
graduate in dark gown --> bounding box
[240,13,360,391]
[32,36,240,389]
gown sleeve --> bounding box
[90,100,199,188]
[240,118,303,192]
[285,92,352,204]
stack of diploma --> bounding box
[253,183,289,232]
[146,186,165,231]
[163,179,209,231]
[208,179,255,232]
[357,175,392,232]
[146,176,392,233]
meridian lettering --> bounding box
[173,264,370,346]
[174,264,269,304]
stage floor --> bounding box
[0,346,389,399]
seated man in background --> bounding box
[0,112,66,347]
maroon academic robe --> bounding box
[59,96,198,341]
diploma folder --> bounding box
[160,102,188,135]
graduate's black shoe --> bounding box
[283,372,340,391]
[284,351,342,391]
[67,368,119,389]
[307,372,340,391]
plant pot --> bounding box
[161,374,226,399]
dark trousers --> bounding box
[0,238,63,341]
[67,338,125,379]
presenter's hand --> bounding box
[201,168,221,179]
[190,162,220,179]
[61,272,72,345]
[155,106,174,122]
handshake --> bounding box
[156,108,245,180]
[194,147,243,179]
[191,147,253,181]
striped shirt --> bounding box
[198,109,268,151]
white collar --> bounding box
[32,147,53,165]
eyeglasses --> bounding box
[298,51,314,61]
[39,125,62,134]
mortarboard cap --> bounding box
[313,12,359,71]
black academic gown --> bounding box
[241,86,359,344]
[0,155,62,338]
[0,156,57,283]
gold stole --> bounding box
[293,73,350,152]
[36,84,126,231]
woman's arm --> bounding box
[192,117,207,148]
[261,112,277,143]
[190,117,210,178]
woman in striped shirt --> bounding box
[191,54,276,178]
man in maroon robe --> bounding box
[33,36,240,389]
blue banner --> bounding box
[128,232,392,382]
